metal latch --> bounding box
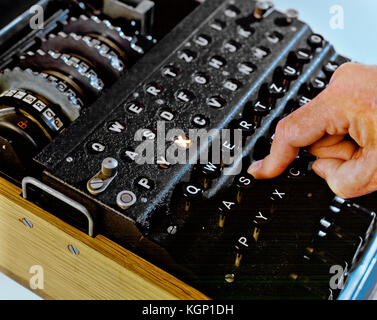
[22,176,94,237]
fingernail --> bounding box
[247,160,263,177]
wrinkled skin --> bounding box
[248,63,377,199]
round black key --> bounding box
[125,101,144,115]
[218,198,237,227]
[323,61,340,79]
[176,90,195,103]
[251,210,271,242]
[107,120,126,133]
[181,183,203,200]
[308,33,324,50]
[285,158,307,180]
[234,234,253,255]
[224,79,242,92]
[243,100,269,118]
[235,174,255,190]
[308,77,327,97]
[191,114,209,128]
[195,161,222,190]
[159,107,176,121]
[199,162,222,179]
[208,56,226,69]
[207,96,226,109]
[253,101,271,116]
[233,232,254,267]
[278,65,301,90]
[162,65,181,78]
[119,146,139,163]
[145,82,163,96]
[180,183,203,213]
[235,174,255,204]
[232,118,255,137]
[135,177,154,191]
[225,5,240,18]
[87,140,106,154]
[193,72,210,85]
[297,95,312,107]
[265,31,283,44]
[194,34,212,47]
[178,49,197,63]
[238,62,256,76]
[224,40,241,53]
[252,210,271,228]
[218,199,237,218]
[244,100,271,127]
[282,65,300,81]
[291,48,313,67]
[268,82,286,100]
[210,19,226,31]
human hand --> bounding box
[248,63,377,199]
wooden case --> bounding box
[0,177,209,300]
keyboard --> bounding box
[0,0,376,300]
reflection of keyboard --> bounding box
[1,0,376,300]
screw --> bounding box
[66,157,73,163]
[68,245,80,255]
[225,274,235,283]
[167,225,178,235]
[22,218,33,228]
[89,178,104,190]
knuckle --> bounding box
[328,62,372,96]
[274,118,289,141]
[328,174,370,199]
[365,169,377,192]
[327,179,351,199]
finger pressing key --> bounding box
[248,92,346,179]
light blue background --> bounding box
[0,0,376,300]
[273,0,377,65]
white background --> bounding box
[0,0,376,300]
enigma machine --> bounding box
[0,0,376,300]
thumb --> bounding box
[312,157,376,199]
